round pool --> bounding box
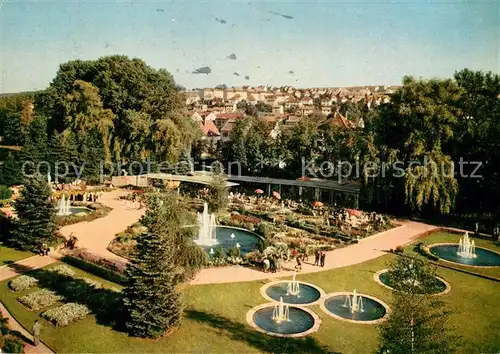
[321,292,390,323]
[200,226,261,255]
[429,244,500,267]
[250,305,318,336]
[376,269,449,295]
[264,282,323,305]
[69,207,92,215]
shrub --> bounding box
[394,246,404,254]
[1,334,24,353]
[0,185,12,200]
[49,265,76,277]
[9,275,38,292]
[256,222,272,238]
[18,289,62,310]
[42,303,90,326]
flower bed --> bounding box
[49,264,76,277]
[18,289,62,310]
[9,275,38,292]
[42,303,91,326]
[62,249,128,285]
[231,214,261,225]
[81,277,103,289]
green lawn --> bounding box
[404,231,500,279]
[0,243,34,266]
[1,252,499,354]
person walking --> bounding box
[263,258,270,273]
[314,250,320,266]
[295,255,302,272]
[32,319,41,346]
[320,251,326,267]
[270,257,276,273]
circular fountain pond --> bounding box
[375,269,450,295]
[200,226,261,255]
[262,280,325,305]
[68,207,92,215]
[247,303,321,337]
[428,244,500,267]
[321,292,390,324]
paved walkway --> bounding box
[59,190,144,263]
[191,221,437,285]
[0,255,57,282]
[0,302,54,353]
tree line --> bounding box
[0,55,200,184]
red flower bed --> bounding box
[231,214,261,224]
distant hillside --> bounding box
[0,91,39,98]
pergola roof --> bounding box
[226,175,360,193]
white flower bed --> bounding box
[49,265,76,277]
[81,277,102,289]
[42,303,90,326]
[9,275,38,292]
[18,289,62,310]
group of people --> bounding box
[262,256,282,273]
[38,243,50,256]
[314,249,326,267]
[65,233,78,250]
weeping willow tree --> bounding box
[39,56,201,164]
[404,150,459,214]
[63,80,115,162]
[367,76,462,215]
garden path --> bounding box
[0,255,57,282]
[58,190,144,263]
[190,221,437,285]
[0,302,55,353]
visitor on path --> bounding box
[263,258,270,273]
[320,251,326,267]
[32,320,41,346]
[494,226,500,241]
[270,257,276,273]
[276,257,282,271]
[314,250,320,266]
[474,222,479,236]
[295,255,302,272]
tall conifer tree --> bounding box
[9,176,57,251]
[122,192,183,338]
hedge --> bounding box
[61,255,128,285]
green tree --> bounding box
[0,185,12,200]
[206,165,228,213]
[122,192,184,338]
[368,76,462,214]
[9,176,57,251]
[19,116,49,178]
[63,80,115,162]
[38,56,197,163]
[48,131,64,181]
[379,257,458,353]
[0,152,22,186]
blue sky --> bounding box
[1,0,498,93]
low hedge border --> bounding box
[61,255,128,285]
